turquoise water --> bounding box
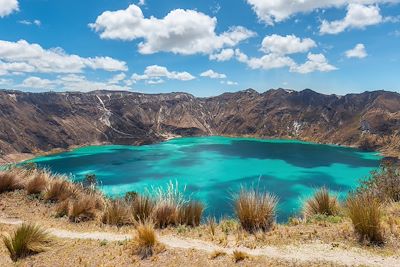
[28,136,381,222]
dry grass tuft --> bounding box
[232,250,249,263]
[346,193,384,244]
[131,221,160,259]
[0,171,23,193]
[68,195,97,223]
[2,224,53,261]
[151,181,188,228]
[26,170,51,195]
[303,187,340,218]
[234,188,277,233]
[43,179,77,202]
[102,199,132,226]
[55,200,70,218]
[178,201,204,227]
[131,195,155,222]
[210,249,227,259]
[207,216,217,237]
[152,202,178,228]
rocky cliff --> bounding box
[0,88,399,162]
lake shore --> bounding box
[1,133,397,166]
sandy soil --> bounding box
[1,191,400,266]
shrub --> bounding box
[346,193,383,244]
[152,202,178,228]
[0,171,23,193]
[234,187,277,233]
[358,163,400,202]
[232,250,249,263]
[131,195,155,222]
[151,181,188,228]
[2,224,53,261]
[26,170,50,195]
[131,221,158,259]
[303,187,340,218]
[102,199,132,226]
[178,201,204,227]
[68,195,97,223]
[55,200,70,218]
[43,179,76,202]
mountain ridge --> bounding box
[0,88,399,163]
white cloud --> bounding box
[108,73,127,84]
[138,0,145,6]
[346,43,368,58]
[261,34,316,55]
[21,76,54,89]
[290,53,338,73]
[0,39,127,75]
[246,0,399,25]
[58,74,131,91]
[209,48,235,61]
[0,0,18,18]
[235,49,296,70]
[89,4,256,55]
[221,80,238,86]
[0,78,12,86]
[18,19,41,26]
[147,79,164,85]
[200,69,227,79]
[320,4,382,34]
[20,74,132,91]
[131,65,195,84]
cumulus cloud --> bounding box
[0,0,18,18]
[200,69,227,79]
[89,4,256,55]
[209,49,235,61]
[290,53,338,73]
[131,65,195,84]
[235,49,295,70]
[246,0,399,25]
[0,39,127,75]
[345,43,368,58]
[261,34,316,55]
[18,19,41,26]
[234,34,337,74]
[220,80,238,86]
[108,73,127,84]
[320,4,382,34]
[21,76,54,88]
[137,0,145,6]
[20,74,131,91]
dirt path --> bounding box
[1,217,399,267]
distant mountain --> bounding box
[0,88,399,162]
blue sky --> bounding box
[0,0,399,96]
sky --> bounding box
[0,0,399,96]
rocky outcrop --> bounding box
[0,88,399,161]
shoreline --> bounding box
[0,134,396,166]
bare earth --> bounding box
[1,191,400,266]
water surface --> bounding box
[29,137,381,221]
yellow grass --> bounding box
[235,188,278,233]
[102,199,132,226]
[2,224,53,261]
[303,187,340,218]
[131,221,159,259]
[346,193,384,244]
